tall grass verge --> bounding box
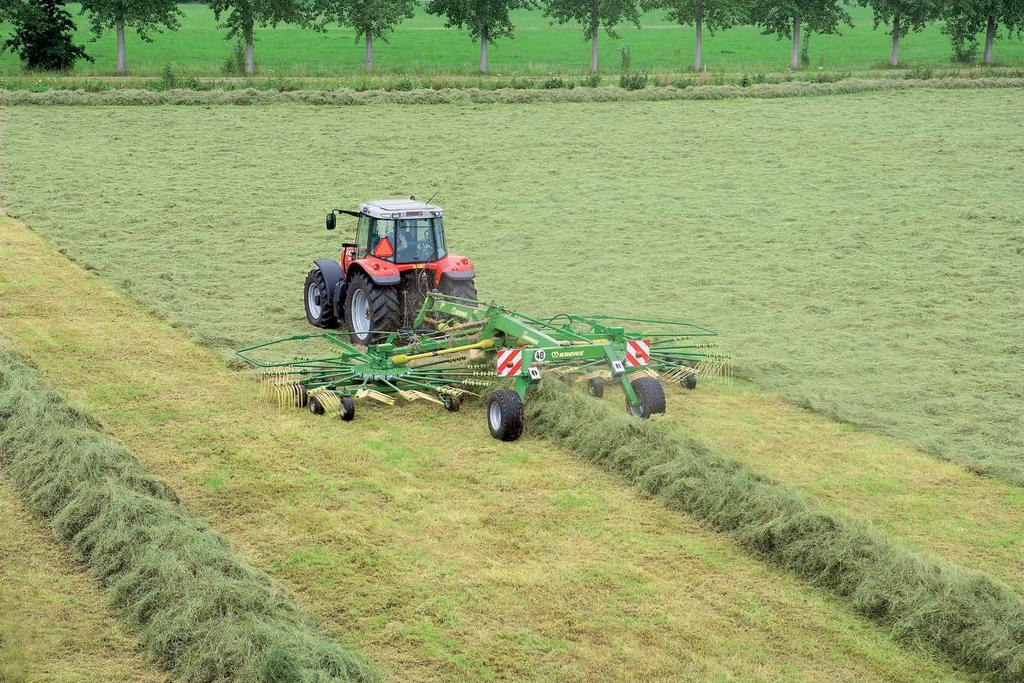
[526,381,1024,680]
[2,76,1022,105]
[0,348,378,683]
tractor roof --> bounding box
[360,199,444,220]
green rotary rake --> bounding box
[236,292,729,441]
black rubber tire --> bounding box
[339,396,355,421]
[587,378,605,398]
[344,271,401,345]
[487,388,524,442]
[304,269,338,329]
[443,395,462,412]
[309,394,326,416]
[296,384,309,408]
[682,371,698,391]
[440,277,478,301]
[626,377,666,419]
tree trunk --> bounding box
[984,15,996,65]
[364,29,373,74]
[693,15,702,72]
[790,13,800,69]
[890,14,900,67]
[116,18,126,75]
[244,19,254,76]
[479,30,488,73]
[590,0,599,73]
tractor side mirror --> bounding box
[326,212,336,231]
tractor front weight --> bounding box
[237,293,728,441]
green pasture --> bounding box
[2,4,1024,76]
[2,89,1020,485]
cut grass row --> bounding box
[0,478,163,683]
[4,76,1024,106]
[2,92,1019,484]
[0,346,377,683]
[528,382,1024,679]
[657,381,1024,592]
[0,216,965,681]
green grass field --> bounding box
[2,89,1020,484]
[2,4,1024,76]
[2,88,1023,679]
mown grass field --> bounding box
[1,4,1024,76]
[2,89,1020,484]
[0,216,972,681]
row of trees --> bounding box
[3,0,1023,75]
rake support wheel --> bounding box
[339,396,355,421]
[487,389,524,441]
[627,377,666,419]
[587,378,605,398]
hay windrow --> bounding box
[526,380,1024,680]
[0,348,378,683]
[2,77,1023,106]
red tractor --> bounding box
[304,198,477,344]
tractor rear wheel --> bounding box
[304,268,338,329]
[487,389,524,441]
[626,377,666,419]
[440,277,478,301]
[344,271,400,345]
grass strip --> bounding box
[3,76,1022,106]
[0,348,378,683]
[527,380,1024,680]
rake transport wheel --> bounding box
[345,271,400,345]
[304,269,338,329]
[440,277,478,301]
[587,378,605,398]
[339,396,355,421]
[626,377,666,419]
[487,389,524,441]
[309,393,327,416]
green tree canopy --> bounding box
[1,0,93,70]
[209,0,313,75]
[641,0,743,70]
[857,0,939,65]
[79,0,181,74]
[542,0,643,72]
[942,0,1024,64]
[313,0,416,73]
[747,0,852,68]
[425,0,532,73]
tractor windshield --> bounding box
[394,218,446,263]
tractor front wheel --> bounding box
[626,377,666,419]
[487,389,524,441]
[345,271,400,345]
[304,268,338,329]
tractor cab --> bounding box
[307,197,477,344]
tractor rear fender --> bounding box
[431,253,476,287]
[347,257,401,286]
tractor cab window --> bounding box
[355,214,370,257]
[366,218,396,257]
[395,218,445,263]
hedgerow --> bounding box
[526,380,1024,680]
[0,349,377,683]
[2,76,1022,106]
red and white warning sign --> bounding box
[496,348,523,376]
[625,339,651,367]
